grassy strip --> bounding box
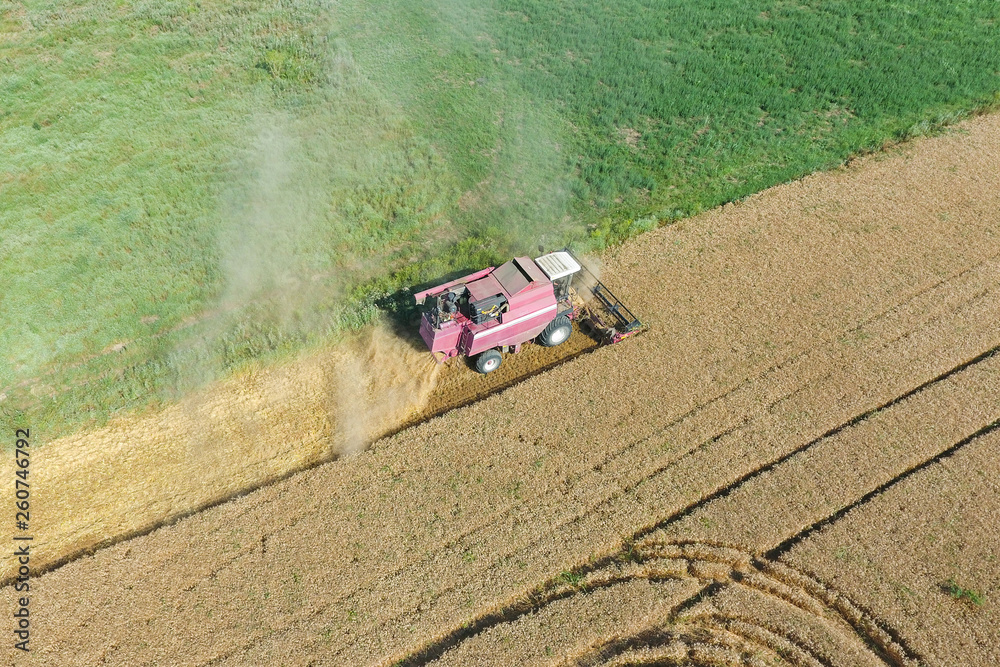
[2,0,999,438]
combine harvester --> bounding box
[413,251,643,373]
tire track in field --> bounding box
[432,254,1000,564]
[390,342,1000,666]
[579,415,1000,666]
[447,399,1000,666]
[586,624,788,667]
[654,344,1000,551]
[403,544,925,666]
[578,253,1000,511]
[764,417,1000,561]
[165,258,1000,667]
[577,615,837,667]
[572,612,827,667]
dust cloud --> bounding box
[329,327,442,457]
[218,118,314,312]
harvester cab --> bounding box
[534,251,579,302]
[413,250,642,373]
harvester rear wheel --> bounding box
[475,349,502,374]
[538,315,572,347]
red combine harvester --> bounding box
[413,251,642,373]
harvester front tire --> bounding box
[475,349,502,374]
[538,315,572,347]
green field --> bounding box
[3,0,999,436]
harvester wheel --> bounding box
[475,349,502,374]
[538,315,572,347]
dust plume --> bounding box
[217,118,314,312]
[573,252,604,294]
[339,0,580,256]
[328,326,442,457]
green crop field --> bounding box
[3,0,999,437]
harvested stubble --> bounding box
[0,326,443,580]
[8,113,1000,666]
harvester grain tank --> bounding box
[413,251,642,373]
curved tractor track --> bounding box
[401,540,920,667]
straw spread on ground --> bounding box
[7,112,1000,666]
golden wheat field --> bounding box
[6,112,1000,666]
